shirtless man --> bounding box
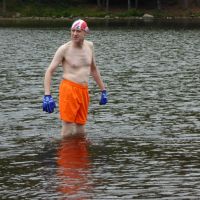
[42,19,107,137]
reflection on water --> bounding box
[56,135,92,199]
[0,27,200,199]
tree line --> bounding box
[96,0,200,10]
[2,0,200,16]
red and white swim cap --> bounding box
[71,19,89,33]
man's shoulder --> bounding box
[84,40,93,46]
[60,41,72,49]
[56,42,71,55]
[84,40,93,49]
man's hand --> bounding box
[99,90,108,105]
[43,95,56,113]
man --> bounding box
[43,19,107,137]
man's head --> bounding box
[71,19,89,46]
[71,19,89,33]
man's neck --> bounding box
[73,40,84,48]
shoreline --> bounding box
[1,16,200,28]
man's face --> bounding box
[71,29,86,44]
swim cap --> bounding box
[71,19,89,33]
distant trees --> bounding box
[182,0,189,8]
[178,0,200,8]
[106,0,109,11]
[157,0,161,9]
[96,0,109,10]
[96,0,146,11]
[128,0,131,9]
[97,0,101,7]
[95,0,200,10]
[1,0,200,16]
[95,0,181,11]
[2,0,6,15]
[135,0,138,8]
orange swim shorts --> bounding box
[59,79,90,125]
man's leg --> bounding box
[75,124,86,135]
[61,121,75,137]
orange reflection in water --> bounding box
[56,134,92,199]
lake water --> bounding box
[0,26,200,199]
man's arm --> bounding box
[90,61,106,91]
[90,43,106,91]
[90,42,107,105]
[90,59,108,105]
[44,46,64,95]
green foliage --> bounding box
[118,9,144,17]
[14,3,109,17]
[1,0,200,18]
[17,5,144,18]
[15,4,68,17]
[151,9,167,18]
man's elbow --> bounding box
[90,69,97,77]
[46,66,56,75]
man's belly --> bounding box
[62,73,89,85]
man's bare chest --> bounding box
[64,48,92,68]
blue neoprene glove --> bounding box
[99,90,108,105]
[43,95,56,113]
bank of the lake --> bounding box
[1,16,200,28]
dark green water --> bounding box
[0,27,200,199]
